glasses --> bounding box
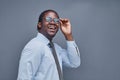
[45,17,60,23]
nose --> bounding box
[49,20,56,24]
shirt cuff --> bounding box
[66,40,80,56]
[66,40,77,47]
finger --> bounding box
[60,18,68,25]
[59,19,62,24]
[59,19,63,28]
[60,18,69,22]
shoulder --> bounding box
[23,37,45,53]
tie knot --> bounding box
[48,42,54,48]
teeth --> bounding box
[48,26,56,29]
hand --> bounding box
[59,18,73,41]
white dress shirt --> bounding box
[17,33,80,80]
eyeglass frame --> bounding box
[44,16,60,23]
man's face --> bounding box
[39,11,59,40]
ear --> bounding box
[37,22,42,29]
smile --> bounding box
[48,25,57,30]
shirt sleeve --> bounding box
[60,40,81,68]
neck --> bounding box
[47,36,53,42]
[39,32,53,42]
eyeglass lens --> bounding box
[45,17,59,23]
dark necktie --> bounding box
[49,42,64,80]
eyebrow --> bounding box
[46,16,59,19]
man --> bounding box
[17,9,81,80]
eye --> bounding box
[45,17,52,22]
[54,18,59,23]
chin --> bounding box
[49,34,56,38]
[48,31,57,37]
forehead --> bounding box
[44,11,59,18]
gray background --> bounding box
[0,0,120,80]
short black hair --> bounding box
[37,9,59,31]
[38,9,59,22]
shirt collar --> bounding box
[36,33,50,45]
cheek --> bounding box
[42,23,49,29]
[56,23,60,28]
[55,25,59,33]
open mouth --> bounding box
[48,25,57,31]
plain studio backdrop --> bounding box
[0,0,120,80]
